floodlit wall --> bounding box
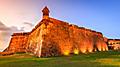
[4,33,28,53]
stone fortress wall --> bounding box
[3,7,111,57]
[4,33,28,53]
[107,39,120,50]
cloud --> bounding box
[22,22,33,32]
[23,22,33,27]
[0,21,24,51]
[0,21,11,31]
[0,21,23,32]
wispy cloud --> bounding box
[0,22,11,31]
[0,21,34,51]
[0,21,24,51]
[23,22,33,27]
[21,22,33,32]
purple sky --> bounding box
[0,0,120,50]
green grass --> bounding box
[0,51,120,67]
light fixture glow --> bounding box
[74,49,79,55]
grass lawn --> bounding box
[0,51,120,67]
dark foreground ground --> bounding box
[0,51,120,67]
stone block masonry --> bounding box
[4,6,108,57]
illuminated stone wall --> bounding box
[108,39,120,50]
[4,33,28,53]
[36,18,108,57]
[4,18,108,57]
[26,21,47,57]
[4,7,109,57]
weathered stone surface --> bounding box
[37,18,108,57]
[108,39,120,50]
[4,33,28,53]
[4,7,109,57]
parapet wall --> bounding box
[4,32,28,53]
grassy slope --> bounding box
[0,51,120,67]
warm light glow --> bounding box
[87,43,93,53]
[88,48,93,52]
[102,48,105,51]
[105,45,108,51]
[63,50,70,56]
[97,44,102,51]
[79,44,86,53]
[102,44,106,51]
[74,49,79,55]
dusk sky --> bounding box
[0,0,120,50]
